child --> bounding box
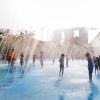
[59,54,65,77]
[98,55,100,73]
[20,52,24,66]
[33,55,36,64]
[66,55,68,67]
[85,53,93,82]
[94,57,99,74]
[8,55,11,65]
[93,56,96,64]
[11,58,15,66]
[40,52,43,67]
[9,49,16,66]
[53,57,55,64]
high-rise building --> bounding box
[79,28,88,44]
[52,27,89,46]
[64,29,74,45]
[52,30,62,46]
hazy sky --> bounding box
[0,0,99,42]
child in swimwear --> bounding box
[59,54,65,77]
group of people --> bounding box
[1,49,29,67]
[0,49,43,68]
[93,56,100,74]
[5,49,43,67]
[2,49,97,82]
[1,49,16,66]
[59,52,98,82]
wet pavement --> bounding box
[0,60,100,100]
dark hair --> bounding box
[12,49,14,51]
[61,54,64,57]
[21,53,24,57]
[96,57,98,60]
[85,53,90,57]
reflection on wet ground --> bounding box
[0,60,100,100]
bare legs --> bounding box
[95,66,98,74]
[59,66,64,77]
[89,73,92,82]
[40,60,43,67]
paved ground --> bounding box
[0,60,100,100]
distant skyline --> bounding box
[0,0,100,42]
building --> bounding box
[52,30,62,46]
[79,28,88,44]
[90,32,100,56]
[52,27,95,46]
[64,29,74,45]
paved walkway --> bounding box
[0,60,100,100]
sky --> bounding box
[0,0,100,42]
